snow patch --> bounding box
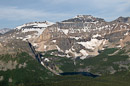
[22,28,45,36]
[16,21,54,36]
[78,39,105,50]
[56,45,63,52]
[61,29,69,35]
[52,40,56,43]
[117,45,121,48]
[44,58,50,62]
[80,49,88,56]
[124,31,129,35]
[80,56,87,60]
[70,36,82,40]
[80,49,89,60]
[65,49,81,58]
[32,43,38,47]
[44,45,47,49]
[92,34,101,38]
[16,37,23,39]
[16,21,54,29]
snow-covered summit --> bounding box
[16,21,54,30]
[15,21,54,36]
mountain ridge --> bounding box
[0,15,129,58]
[0,15,130,86]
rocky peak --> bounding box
[75,15,93,19]
[0,15,130,59]
[113,16,130,23]
[62,15,105,23]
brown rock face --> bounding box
[0,43,2,47]
[34,16,130,58]
[121,35,130,47]
[0,15,130,58]
[36,29,52,43]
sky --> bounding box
[0,0,130,29]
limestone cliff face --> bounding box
[34,28,53,51]
[33,15,130,58]
[121,34,130,47]
[0,21,53,55]
[36,29,52,43]
[0,15,130,59]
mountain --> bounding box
[0,15,129,63]
[34,15,130,59]
[63,15,105,22]
[0,28,11,34]
[0,21,54,55]
[0,15,130,86]
[16,21,54,35]
[113,16,130,23]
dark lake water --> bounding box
[60,72,99,78]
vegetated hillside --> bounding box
[0,50,130,86]
[41,48,130,75]
[0,52,54,86]
[30,48,130,86]
[41,71,130,86]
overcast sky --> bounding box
[0,0,130,28]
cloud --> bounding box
[40,0,130,21]
[93,0,130,21]
[0,0,130,22]
[0,6,45,20]
[56,0,130,11]
[0,6,72,21]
